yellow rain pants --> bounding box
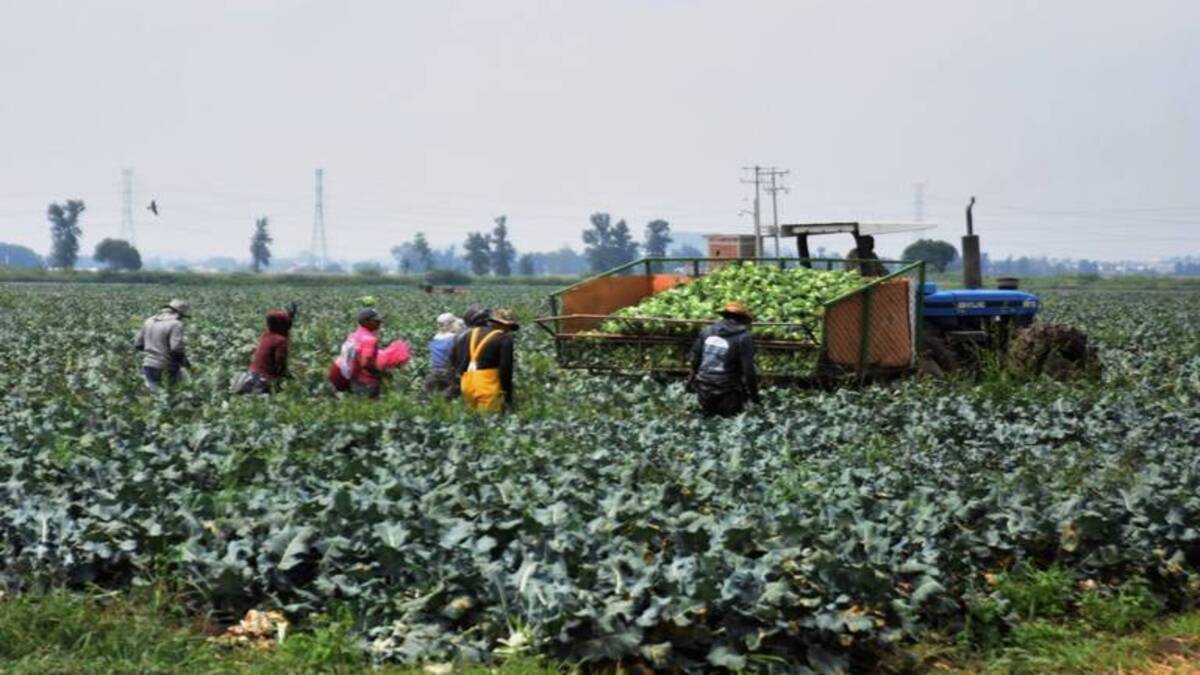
[460,328,503,412]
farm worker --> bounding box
[844,235,887,277]
[688,301,760,417]
[134,299,191,390]
[425,312,465,399]
[328,308,386,398]
[456,308,517,413]
[232,302,298,395]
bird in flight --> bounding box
[147,200,159,216]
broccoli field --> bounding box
[1,281,1198,671]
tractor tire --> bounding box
[1007,323,1101,380]
[924,334,961,374]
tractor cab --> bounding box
[780,220,937,268]
[780,217,1043,346]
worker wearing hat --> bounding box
[134,299,191,390]
[455,307,518,412]
[328,307,386,397]
[688,300,760,417]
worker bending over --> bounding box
[689,301,760,417]
[135,299,191,390]
[329,308,386,398]
[232,302,298,395]
[455,308,518,412]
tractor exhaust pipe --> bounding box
[962,196,982,289]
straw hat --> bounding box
[490,308,520,330]
[718,301,752,321]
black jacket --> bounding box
[689,318,759,400]
[452,326,515,406]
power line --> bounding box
[742,166,787,257]
[763,169,789,257]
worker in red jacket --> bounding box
[232,302,298,395]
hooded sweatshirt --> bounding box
[689,318,758,398]
[336,325,381,386]
[249,311,292,380]
[135,309,186,370]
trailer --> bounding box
[534,256,928,384]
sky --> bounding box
[0,0,1197,263]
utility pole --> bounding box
[741,166,764,258]
[763,169,789,257]
[311,168,328,271]
[121,168,136,246]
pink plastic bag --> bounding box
[376,340,412,370]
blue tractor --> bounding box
[783,198,1090,375]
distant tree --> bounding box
[352,261,385,276]
[538,245,587,275]
[669,243,704,259]
[902,239,959,273]
[412,232,434,271]
[431,245,466,272]
[47,199,85,269]
[250,217,272,273]
[463,232,492,276]
[490,216,516,277]
[517,253,536,276]
[0,243,44,268]
[390,240,433,274]
[1077,259,1100,275]
[582,213,640,273]
[643,219,672,257]
[93,238,142,271]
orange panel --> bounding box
[559,274,693,333]
[824,278,912,369]
[651,274,692,294]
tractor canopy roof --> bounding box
[780,221,937,238]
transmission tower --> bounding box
[913,182,926,223]
[311,168,328,270]
[120,168,136,245]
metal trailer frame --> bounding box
[534,256,927,384]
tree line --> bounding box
[13,198,1176,278]
[389,213,677,277]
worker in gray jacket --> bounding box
[134,299,191,389]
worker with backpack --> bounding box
[688,301,761,416]
[328,308,410,398]
[454,308,518,412]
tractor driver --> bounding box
[844,235,887,277]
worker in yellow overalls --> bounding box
[455,308,518,412]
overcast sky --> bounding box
[1,0,1197,262]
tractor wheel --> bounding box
[1006,323,1101,380]
[923,334,961,375]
